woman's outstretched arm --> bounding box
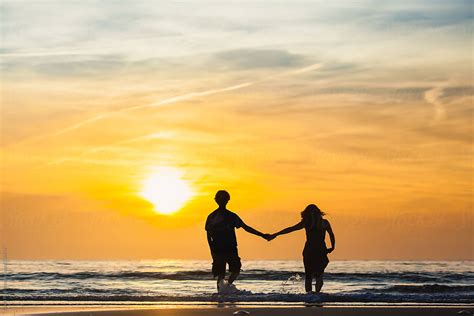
[326,220,336,253]
[272,221,305,238]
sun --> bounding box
[140,167,193,215]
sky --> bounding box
[1,0,472,260]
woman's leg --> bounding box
[315,273,324,293]
[305,274,313,293]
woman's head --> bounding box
[301,204,325,226]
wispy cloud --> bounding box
[424,83,448,122]
[213,49,306,69]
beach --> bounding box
[3,306,474,316]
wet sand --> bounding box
[3,306,473,316]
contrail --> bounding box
[0,51,101,57]
[46,82,256,138]
[37,62,323,167]
[10,113,106,148]
[42,63,323,138]
[288,63,322,75]
[39,131,176,168]
[120,82,255,113]
[150,82,255,107]
[52,114,106,137]
[424,83,447,122]
[43,62,323,139]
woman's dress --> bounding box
[302,220,329,277]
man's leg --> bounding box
[228,271,239,284]
[227,253,242,285]
[216,274,226,291]
[212,254,226,291]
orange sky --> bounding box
[1,0,472,260]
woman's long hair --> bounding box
[300,204,325,229]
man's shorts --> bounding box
[211,251,242,277]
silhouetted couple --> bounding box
[205,190,335,294]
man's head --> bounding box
[215,190,230,207]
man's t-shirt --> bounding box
[205,209,243,254]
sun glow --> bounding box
[140,167,193,215]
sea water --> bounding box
[2,260,473,306]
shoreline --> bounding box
[3,305,474,316]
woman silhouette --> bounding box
[270,204,335,293]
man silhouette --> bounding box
[205,190,269,293]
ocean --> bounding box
[2,260,473,306]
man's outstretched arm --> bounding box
[241,221,267,239]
